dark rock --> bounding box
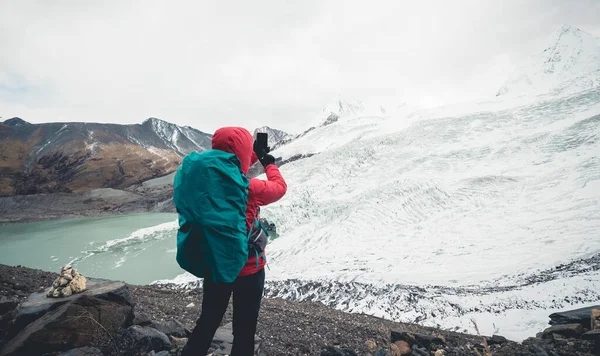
[410,344,430,356]
[549,305,600,326]
[59,346,104,356]
[323,113,340,126]
[582,329,600,341]
[132,311,152,326]
[208,322,262,355]
[1,280,134,355]
[542,323,585,339]
[150,319,187,338]
[96,283,136,307]
[529,344,549,356]
[320,346,357,356]
[13,280,129,326]
[391,329,445,349]
[489,334,508,345]
[122,325,171,353]
[0,298,19,316]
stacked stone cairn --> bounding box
[46,265,87,298]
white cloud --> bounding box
[0,0,599,133]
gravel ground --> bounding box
[1,265,596,355]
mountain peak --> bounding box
[558,24,580,34]
[2,117,30,126]
[497,25,600,96]
[142,117,169,126]
[253,126,292,147]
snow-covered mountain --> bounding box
[158,26,600,340]
[0,117,211,196]
[142,117,212,156]
[266,90,600,341]
[498,25,600,97]
[253,126,292,148]
[310,96,411,129]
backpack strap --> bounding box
[249,215,270,270]
[252,246,269,269]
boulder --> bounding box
[542,323,585,339]
[132,311,152,326]
[528,345,550,356]
[121,325,171,353]
[391,330,445,349]
[393,340,411,355]
[489,335,508,345]
[582,329,600,341]
[59,346,104,356]
[1,280,134,355]
[411,344,430,356]
[0,298,19,316]
[549,305,600,326]
[149,319,188,338]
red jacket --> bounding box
[212,127,287,277]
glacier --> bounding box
[155,26,600,341]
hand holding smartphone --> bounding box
[254,132,275,167]
[256,132,269,152]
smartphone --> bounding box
[256,132,269,151]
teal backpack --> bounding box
[173,149,250,283]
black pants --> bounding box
[182,269,265,356]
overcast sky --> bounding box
[1,0,599,134]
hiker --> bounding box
[175,127,287,355]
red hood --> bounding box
[212,127,254,174]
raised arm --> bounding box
[250,165,287,206]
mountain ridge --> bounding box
[0,117,212,196]
[0,117,295,197]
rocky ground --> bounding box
[1,264,598,356]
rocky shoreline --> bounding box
[0,178,174,224]
[0,264,598,355]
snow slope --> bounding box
[263,92,600,283]
[154,26,600,340]
[265,86,600,340]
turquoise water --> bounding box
[0,213,182,285]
